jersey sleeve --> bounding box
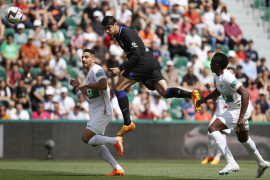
[224,71,242,92]
[94,68,107,82]
[119,30,142,71]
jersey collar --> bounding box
[116,26,123,39]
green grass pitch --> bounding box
[0,160,269,179]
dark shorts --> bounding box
[122,59,164,90]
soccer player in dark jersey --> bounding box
[102,16,201,136]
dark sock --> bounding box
[115,90,131,126]
[166,88,192,98]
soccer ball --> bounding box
[5,7,23,24]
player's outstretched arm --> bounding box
[236,85,249,133]
[196,88,221,107]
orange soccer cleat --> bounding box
[114,136,124,156]
[105,168,125,176]
[211,158,220,165]
[192,90,201,113]
[117,122,136,136]
[201,156,215,165]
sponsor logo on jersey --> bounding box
[230,80,238,89]
[96,72,104,78]
[131,42,138,48]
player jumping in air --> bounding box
[70,49,124,176]
[101,16,201,136]
[196,52,269,178]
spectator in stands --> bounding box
[202,50,214,74]
[77,93,89,113]
[29,0,48,28]
[257,69,270,90]
[71,26,85,51]
[46,23,65,52]
[50,101,63,120]
[59,87,75,118]
[182,98,195,120]
[82,1,97,28]
[49,51,67,81]
[109,40,124,61]
[106,53,119,70]
[208,14,229,51]
[115,3,132,27]
[132,91,149,117]
[150,41,162,64]
[149,4,163,30]
[216,4,230,23]
[28,19,46,48]
[20,62,35,93]
[38,39,53,64]
[187,54,202,77]
[133,1,151,30]
[138,102,156,120]
[240,54,257,81]
[236,43,246,62]
[162,60,180,87]
[6,64,21,90]
[0,34,19,71]
[41,62,55,82]
[14,23,27,47]
[195,104,212,121]
[227,50,237,69]
[168,25,188,59]
[166,3,182,32]
[257,57,269,75]
[251,104,268,122]
[138,24,155,48]
[21,35,40,68]
[93,37,109,64]
[68,105,85,120]
[178,16,192,37]
[184,3,204,35]
[6,100,15,115]
[224,16,247,50]
[48,0,67,29]
[0,80,11,106]
[50,77,62,101]
[149,93,168,120]
[245,40,259,63]
[196,37,211,63]
[83,25,98,49]
[202,2,215,27]
[185,26,201,58]
[256,90,269,117]
[0,104,10,119]
[42,87,55,113]
[12,79,29,108]
[154,26,166,49]
[247,81,259,105]
[235,65,249,88]
[198,68,214,90]
[31,102,50,119]
[91,11,104,36]
[182,66,200,90]
[14,0,33,28]
[30,75,45,111]
[10,103,29,120]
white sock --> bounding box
[211,131,236,164]
[242,137,264,164]
[207,135,215,157]
[214,133,226,161]
[94,145,122,170]
[88,135,117,145]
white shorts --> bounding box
[86,113,112,135]
[217,107,252,131]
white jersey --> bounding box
[215,69,245,110]
[85,64,112,117]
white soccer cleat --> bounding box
[219,163,239,175]
[256,161,270,178]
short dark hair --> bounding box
[83,49,95,55]
[101,16,116,26]
[212,52,228,70]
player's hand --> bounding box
[70,79,80,87]
[236,117,245,133]
[109,67,121,77]
[76,84,86,92]
[196,97,206,107]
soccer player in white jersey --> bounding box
[196,52,269,178]
[70,49,124,176]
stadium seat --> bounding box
[221,45,229,54]
[171,98,183,109]
[67,66,78,78]
[68,91,78,103]
[0,66,6,80]
[4,28,15,36]
[65,17,76,26]
[18,67,24,74]
[31,67,41,76]
[173,56,188,69]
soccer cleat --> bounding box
[201,156,214,165]
[105,168,125,176]
[117,122,136,136]
[256,161,270,178]
[219,163,239,175]
[114,136,124,156]
[211,159,220,165]
[192,90,201,112]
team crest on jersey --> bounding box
[131,42,138,48]
[230,80,238,88]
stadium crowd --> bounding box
[0,0,269,122]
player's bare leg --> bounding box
[115,76,136,136]
[236,130,270,178]
[82,129,124,175]
[153,79,201,112]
